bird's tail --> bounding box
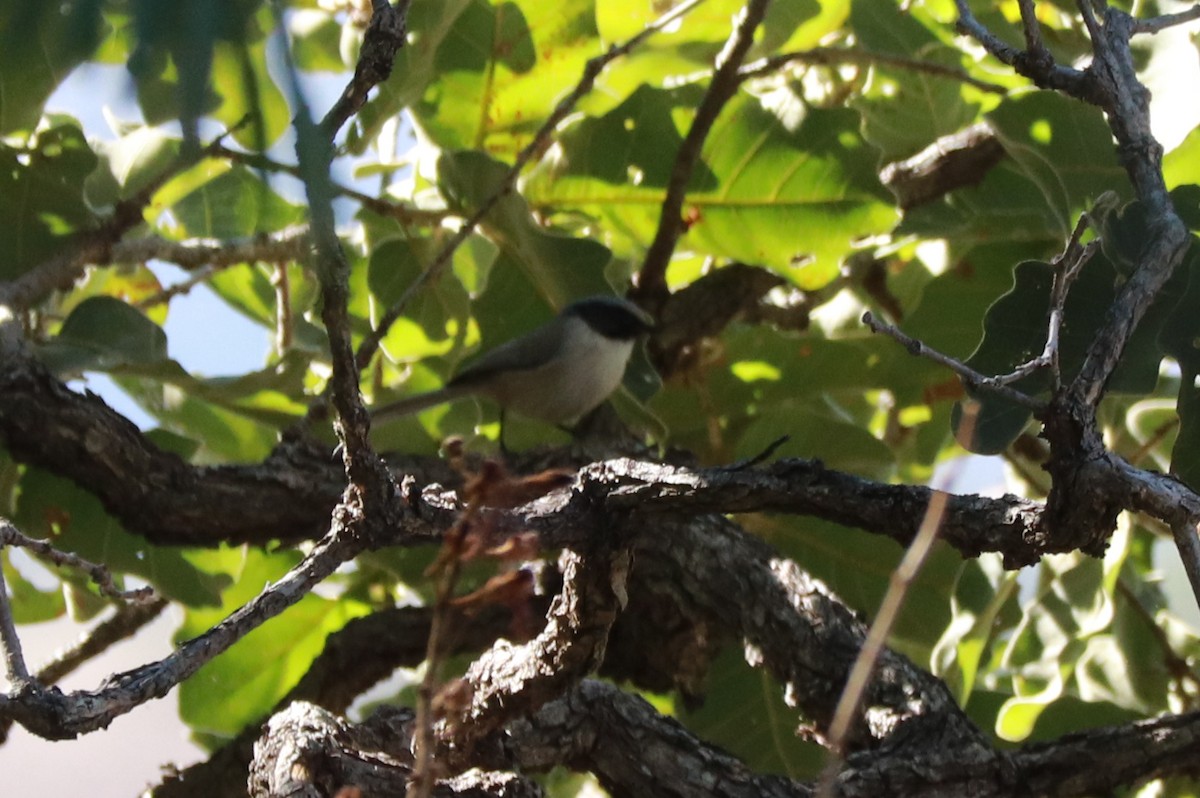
[371,384,473,423]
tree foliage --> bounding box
[3,0,1200,796]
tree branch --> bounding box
[356,0,707,371]
[1133,4,1200,34]
[0,527,366,740]
[739,46,1008,94]
[248,701,544,798]
[634,0,773,306]
[320,0,412,139]
[152,602,543,798]
[108,225,310,273]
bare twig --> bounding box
[110,226,310,274]
[357,0,708,370]
[211,144,447,227]
[1115,579,1200,707]
[1133,4,1200,34]
[0,597,168,744]
[274,0,397,482]
[861,311,1046,412]
[1127,416,1179,467]
[0,519,154,604]
[739,46,1007,94]
[817,476,955,795]
[271,262,293,354]
[0,553,30,685]
[634,0,773,306]
[37,598,169,687]
[0,524,366,740]
[134,267,219,309]
[124,226,309,312]
[1016,0,1049,59]
[989,213,1098,390]
[1169,518,1200,615]
[408,475,484,798]
[953,0,1089,95]
[0,127,247,324]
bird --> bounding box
[372,295,654,436]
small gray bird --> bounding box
[372,295,654,430]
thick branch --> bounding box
[248,701,543,798]
[506,680,808,797]
[879,123,1007,209]
[154,603,540,798]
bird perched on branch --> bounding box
[373,295,654,436]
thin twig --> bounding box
[1077,0,1107,54]
[357,0,708,370]
[739,46,1008,94]
[1127,417,1179,467]
[0,597,168,743]
[1169,518,1200,615]
[0,519,154,604]
[407,509,477,798]
[1016,0,1049,58]
[861,311,1046,412]
[1115,578,1200,708]
[320,0,412,139]
[1133,4,1200,34]
[635,0,773,305]
[135,266,218,309]
[38,598,170,686]
[954,0,1087,94]
[990,214,1098,390]
[272,262,293,354]
[817,453,962,795]
[274,0,385,478]
[212,144,447,227]
[954,0,1027,68]
[113,225,310,282]
[0,552,30,685]
[0,123,250,318]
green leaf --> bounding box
[529,94,897,289]
[126,0,266,145]
[289,10,346,72]
[209,37,289,150]
[438,150,617,305]
[85,126,182,208]
[932,563,1019,706]
[850,2,979,161]
[367,237,477,362]
[988,92,1126,234]
[681,647,825,779]
[170,166,305,238]
[750,515,962,664]
[411,0,592,155]
[0,121,98,281]
[1171,366,1200,492]
[39,296,169,374]
[3,551,67,624]
[13,467,228,607]
[206,261,319,339]
[0,0,105,133]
